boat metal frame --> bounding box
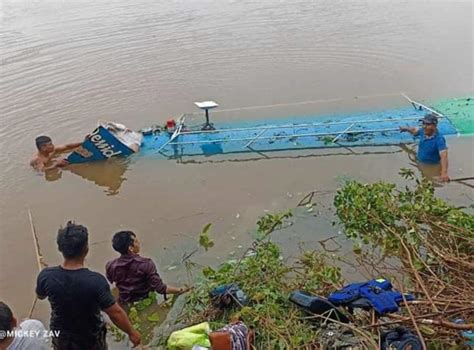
[156,94,448,155]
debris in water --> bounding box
[147,312,160,323]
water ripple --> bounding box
[1,0,472,189]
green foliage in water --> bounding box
[256,210,293,236]
[109,291,168,345]
[199,223,214,251]
[334,169,474,256]
[321,135,335,145]
[333,171,474,347]
[181,210,347,349]
[181,174,473,348]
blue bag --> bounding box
[329,279,414,315]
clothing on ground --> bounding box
[211,321,251,350]
[106,254,167,303]
[36,266,115,344]
[328,278,414,314]
[167,322,211,350]
[381,327,422,350]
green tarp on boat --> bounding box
[432,97,474,135]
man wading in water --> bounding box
[106,231,190,304]
[36,222,141,349]
[30,136,82,171]
[400,113,450,182]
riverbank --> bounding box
[174,174,473,348]
[3,137,471,336]
[107,172,473,348]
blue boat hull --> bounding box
[65,105,459,163]
[140,107,457,158]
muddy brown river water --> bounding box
[0,0,473,337]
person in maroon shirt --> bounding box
[106,231,189,304]
[36,222,140,349]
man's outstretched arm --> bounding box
[103,303,141,347]
[399,126,419,136]
[42,158,69,171]
[54,142,83,153]
[146,261,189,296]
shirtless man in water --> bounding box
[30,136,82,171]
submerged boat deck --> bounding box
[66,95,472,164]
[140,105,459,159]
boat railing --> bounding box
[166,126,403,147]
[159,94,449,151]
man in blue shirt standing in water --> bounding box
[400,113,450,182]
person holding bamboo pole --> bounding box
[35,221,141,349]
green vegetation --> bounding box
[109,291,176,345]
[198,223,215,251]
[321,135,335,145]
[181,228,349,348]
[177,171,473,348]
[334,169,474,347]
[111,171,473,348]
[335,168,473,254]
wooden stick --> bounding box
[419,319,474,330]
[401,291,427,350]
[303,313,379,348]
[27,208,47,319]
[453,180,474,189]
[451,177,474,182]
[373,216,440,313]
[363,306,474,329]
[27,298,38,320]
[28,208,46,271]
[400,239,438,312]
[368,315,474,331]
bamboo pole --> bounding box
[451,177,474,182]
[28,208,45,272]
[27,208,47,318]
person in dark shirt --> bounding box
[106,231,189,304]
[400,113,450,182]
[36,222,141,350]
